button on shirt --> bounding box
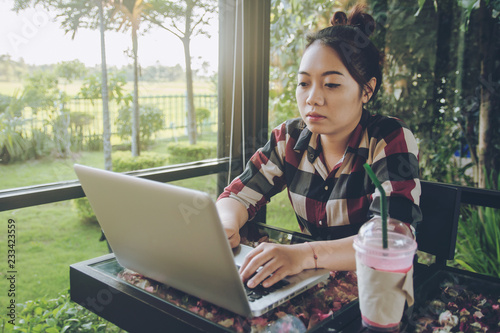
[218,110,422,240]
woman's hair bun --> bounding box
[330,5,376,37]
[330,11,347,26]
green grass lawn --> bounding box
[0,152,104,190]
[0,147,300,316]
[0,201,109,309]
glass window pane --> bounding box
[268,0,499,228]
[0,0,219,190]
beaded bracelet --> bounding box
[305,242,318,270]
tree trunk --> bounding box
[184,38,197,145]
[131,25,140,156]
[477,0,493,189]
[58,95,71,158]
[99,0,112,171]
[431,0,454,141]
[184,1,197,145]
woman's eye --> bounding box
[325,83,340,88]
[297,82,308,87]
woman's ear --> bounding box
[362,77,377,103]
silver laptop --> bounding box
[74,164,330,317]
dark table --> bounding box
[70,222,500,332]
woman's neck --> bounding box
[318,108,363,156]
[319,132,351,156]
[319,133,351,172]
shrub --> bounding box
[85,134,103,152]
[112,143,130,151]
[115,104,164,147]
[166,141,216,164]
[196,107,211,124]
[455,205,500,278]
[27,129,54,159]
[1,292,121,332]
[112,151,167,172]
[196,107,211,134]
[0,113,28,164]
[69,111,95,152]
[73,198,98,224]
[455,172,500,278]
[51,111,72,158]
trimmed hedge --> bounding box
[166,141,216,164]
[112,151,167,172]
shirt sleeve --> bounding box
[367,117,422,226]
[217,123,288,220]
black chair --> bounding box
[416,180,462,266]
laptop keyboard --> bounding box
[244,279,290,302]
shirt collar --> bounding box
[346,108,370,154]
[293,120,312,151]
[293,109,371,162]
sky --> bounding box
[0,0,219,72]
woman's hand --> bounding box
[239,243,310,288]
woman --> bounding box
[216,6,421,289]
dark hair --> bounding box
[305,5,383,100]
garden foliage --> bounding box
[269,0,500,187]
[455,172,500,278]
[115,104,164,148]
[112,151,167,172]
[1,293,122,332]
[166,141,217,164]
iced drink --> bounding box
[353,216,417,332]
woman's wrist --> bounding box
[305,242,318,269]
[296,242,318,270]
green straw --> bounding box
[363,163,388,249]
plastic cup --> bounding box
[353,216,417,332]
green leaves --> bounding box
[5,292,121,332]
[455,173,500,278]
[55,60,88,84]
[269,0,332,127]
[112,150,167,171]
[79,71,130,105]
[0,93,29,164]
[115,103,164,145]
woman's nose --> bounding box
[306,85,324,106]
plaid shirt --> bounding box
[218,109,422,240]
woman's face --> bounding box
[296,41,373,139]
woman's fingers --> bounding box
[239,245,267,283]
[239,243,305,288]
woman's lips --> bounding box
[306,112,326,121]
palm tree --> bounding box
[98,0,113,170]
[111,0,153,156]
